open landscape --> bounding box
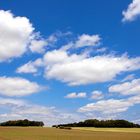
[72,127,140,133]
[0,0,140,139]
[0,119,139,140]
[0,127,140,140]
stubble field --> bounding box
[0,127,140,140]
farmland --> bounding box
[0,127,140,140]
[72,127,140,133]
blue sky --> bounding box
[0,0,140,126]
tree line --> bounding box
[0,119,44,127]
[53,119,140,128]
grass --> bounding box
[0,127,139,140]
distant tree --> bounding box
[0,119,44,127]
[54,119,140,128]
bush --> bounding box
[59,126,71,130]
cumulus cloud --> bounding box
[75,34,101,48]
[0,95,139,126]
[0,98,57,125]
[79,91,140,117]
[44,49,86,65]
[29,32,59,54]
[121,74,135,82]
[133,119,140,125]
[59,34,101,50]
[14,29,140,88]
[17,40,140,87]
[78,99,133,114]
[65,92,87,99]
[0,10,35,61]
[29,31,73,54]
[128,94,140,104]
[122,0,140,22]
[91,90,104,100]
[109,78,140,96]
[0,77,43,96]
[44,49,140,85]
[0,10,52,61]
[29,39,48,54]
[0,97,25,107]
[0,97,85,126]
[16,58,43,74]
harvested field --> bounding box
[0,127,139,140]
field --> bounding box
[0,127,140,140]
[72,127,140,133]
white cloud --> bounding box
[121,74,135,82]
[29,31,72,54]
[0,10,34,61]
[78,99,133,114]
[59,34,101,50]
[0,10,51,60]
[95,47,107,53]
[14,105,56,116]
[0,77,43,97]
[16,58,43,74]
[91,90,104,100]
[61,42,74,51]
[29,33,58,54]
[122,0,140,22]
[0,97,25,107]
[0,95,139,126]
[75,34,100,48]
[0,97,85,126]
[78,78,140,116]
[128,94,140,104]
[29,39,48,54]
[133,119,140,125]
[44,49,86,65]
[109,78,140,96]
[65,92,87,99]
[3,94,133,125]
[44,50,140,85]
[17,61,38,74]
[79,91,140,118]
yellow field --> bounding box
[0,127,139,140]
[72,127,140,133]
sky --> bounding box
[0,0,140,126]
